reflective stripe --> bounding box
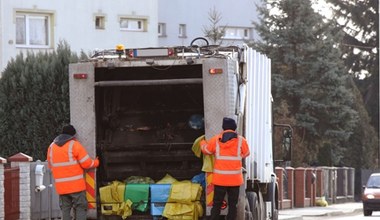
[89,160,95,168]
[215,136,242,160]
[68,140,75,161]
[51,161,78,167]
[202,143,213,155]
[55,174,83,183]
[213,169,242,175]
[48,142,54,167]
[50,140,78,167]
[79,154,90,163]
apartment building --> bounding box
[0,0,261,73]
[158,0,261,47]
[0,0,158,74]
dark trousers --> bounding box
[210,185,240,220]
[59,190,88,220]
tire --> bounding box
[364,209,372,216]
[258,191,266,220]
[269,182,279,220]
[272,209,278,220]
[247,191,260,220]
[244,199,253,220]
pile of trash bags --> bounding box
[99,174,204,219]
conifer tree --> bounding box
[326,0,379,137]
[0,41,79,160]
[203,7,226,45]
[253,0,360,166]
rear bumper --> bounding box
[363,199,380,211]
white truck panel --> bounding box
[244,47,273,182]
[202,59,239,139]
[69,63,97,158]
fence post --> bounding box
[316,168,324,199]
[294,167,306,207]
[306,168,317,206]
[275,167,284,209]
[347,167,355,200]
[286,167,294,209]
[0,157,6,220]
[8,153,33,220]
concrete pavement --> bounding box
[279,202,363,220]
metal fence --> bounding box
[30,161,61,220]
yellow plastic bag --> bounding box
[100,181,132,218]
[117,199,133,219]
[168,181,202,204]
[157,174,178,184]
[168,181,192,204]
[190,183,202,201]
[99,181,125,203]
[191,135,205,158]
[163,201,203,220]
[202,154,214,172]
[191,135,214,172]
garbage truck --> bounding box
[68,38,292,220]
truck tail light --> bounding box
[73,73,88,79]
[209,68,223,74]
[168,48,174,56]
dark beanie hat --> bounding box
[222,117,237,131]
[62,125,76,136]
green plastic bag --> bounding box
[124,183,150,212]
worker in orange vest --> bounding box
[47,125,99,220]
[201,117,250,220]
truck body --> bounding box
[69,42,278,220]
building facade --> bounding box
[158,0,261,47]
[0,0,261,74]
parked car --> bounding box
[362,173,380,216]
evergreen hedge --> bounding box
[0,42,79,160]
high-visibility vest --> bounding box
[201,131,250,186]
[47,140,99,195]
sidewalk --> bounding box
[278,202,363,220]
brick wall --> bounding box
[8,153,33,220]
[0,157,6,220]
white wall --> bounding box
[158,0,262,47]
[0,0,263,74]
[0,0,158,74]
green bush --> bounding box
[0,41,79,160]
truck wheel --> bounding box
[364,209,372,216]
[244,199,253,220]
[272,209,279,220]
[258,191,266,220]
[246,191,260,220]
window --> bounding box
[244,29,249,38]
[16,13,51,47]
[120,18,146,31]
[223,27,252,40]
[95,16,105,29]
[178,24,186,38]
[158,23,166,37]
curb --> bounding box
[279,206,363,219]
[278,215,303,220]
[306,207,363,217]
